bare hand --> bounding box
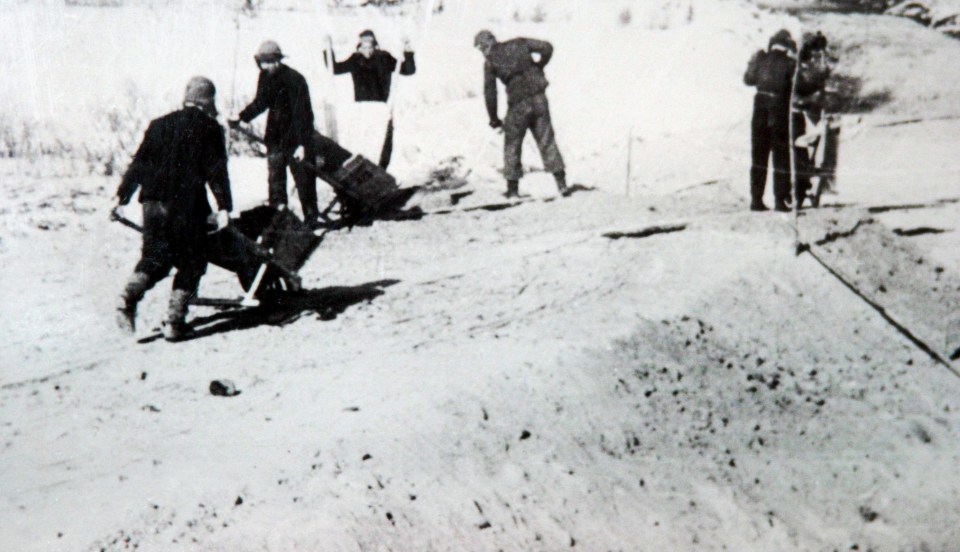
[208,210,230,233]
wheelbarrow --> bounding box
[232,125,418,227]
[112,205,321,308]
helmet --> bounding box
[769,29,797,53]
[474,30,496,48]
[255,40,284,62]
[183,76,217,115]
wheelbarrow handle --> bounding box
[231,124,329,178]
[231,123,266,145]
[111,212,144,233]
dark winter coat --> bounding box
[483,37,553,121]
[334,50,416,103]
[117,106,232,217]
[239,64,315,149]
[743,47,795,99]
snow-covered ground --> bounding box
[3,0,960,550]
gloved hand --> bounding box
[489,118,503,129]
[292,145,305,163]
[228,119,242,130]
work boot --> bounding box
[795,191,808,210]
[774,201,791,212]
[116,272,151,334]
[161,289,194,342]
[504,179,520,199]
[750,202,769,212]
[303,212,322,230]
[554,171,570,197]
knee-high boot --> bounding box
[161,289,194,342]
[117,272,151,334]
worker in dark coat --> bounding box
[332,30,416,168]
[231,41,320,226]
[475,30,568,198]
[794,31,832,206]
[112,76,233,342]
[744,29,797,212]
[334,30,416,102]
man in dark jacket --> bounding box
[334,30,416,103]
[112,76,233,342]
[231,41,319,226]
[794,31,833,206]
[333,30,416,168]
[744,29,797,212]
[475,30,568,198]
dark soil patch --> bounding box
[893,227,947,237]
[604,224,687,240]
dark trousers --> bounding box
[134,201,207,293]
[750,94,791,206]
[267,145,319,220]
[504,93,565,181]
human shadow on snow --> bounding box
[138,279,399,344]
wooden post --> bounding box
[789,32,802,254]
[625,126,633,197]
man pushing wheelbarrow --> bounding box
[111,76,320,342]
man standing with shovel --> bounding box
[474,30,569,198]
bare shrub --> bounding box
[512,3,547,23]
[0,117,29,159]
[84,82,153,176]
[531,4,547,23]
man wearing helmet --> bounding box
[474,30,568,198]
[231,40,320,227]
[112,76,233,342]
